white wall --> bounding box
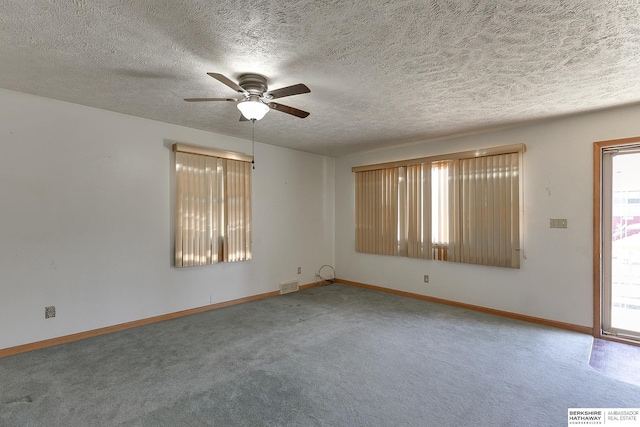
[4,86,640,350]
[335,104,640,328]
[0,88,335,350]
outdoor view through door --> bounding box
[602,148,640,340]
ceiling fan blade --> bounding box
[207,73,247,94]
[184,97,239,102]
[268,102,310,118]
[265,83,310,100]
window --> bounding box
[173,144,252,267]
[431,161,450,261]
[353,145,523,268]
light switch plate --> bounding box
[550,218,567,228]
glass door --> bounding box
[602,149,640,340]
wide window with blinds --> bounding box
[353,144,524,268]
[173,144,252,267]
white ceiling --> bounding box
[2,1,640,157]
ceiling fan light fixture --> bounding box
[237,97,269,121]
[185,72,310,120]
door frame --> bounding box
[593,136,640,346]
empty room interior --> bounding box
[2,1,640,426]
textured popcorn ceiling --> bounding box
[1,1,640,156]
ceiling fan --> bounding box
[184,73,310,121]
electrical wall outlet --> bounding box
[297,267,301,274]
[45,306,56,319]
[424,275,429,283]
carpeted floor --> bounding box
[1,283,639,426]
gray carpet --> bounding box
[1,284,639,426]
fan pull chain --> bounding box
[251,119,256,170]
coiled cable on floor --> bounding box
[315,264,335,286]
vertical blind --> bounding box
[355,168,399,256]
[353,145,523,269]
[174,145,252,267]
[405,165,425,258]
[454,153,520,268]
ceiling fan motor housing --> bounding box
[238,74,268,95]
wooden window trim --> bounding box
[352,144,525,173]
[172,143,253,163]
